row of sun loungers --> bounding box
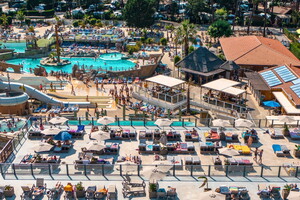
[28,125,85,139]
[272,144,291,157]
[138,141,195,154]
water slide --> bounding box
[0,81,91,107]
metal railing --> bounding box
[29,115,300,129]
[0,163,299,180]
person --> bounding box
[253,147,258,161]
[258,149,263,164]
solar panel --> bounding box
[290,84,300,98]
[260,70,282,87]
[274,66,297,82]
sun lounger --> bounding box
[167,156,183,169]
[184,130,199,141]
[272,144,290,157]
[228,144,251,155]
[166,130,181,141]
[95,185,107,199]
[123,174,145,187]
[205,129,220,141]
[86,186,96,199]
[138,130,153,140]
[269,129,284,139]
[200,141,222,153]
[107,185,117,200]
[289,129,300,140]
[219,186,230,194]
[122,183,145,197]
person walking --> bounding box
[258,149,264,164]
[253,147,258,161]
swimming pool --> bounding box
[1,42,26,53]
[6,53,136,73]
[0,120,26,132]
[68,120,195,127]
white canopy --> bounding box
[145,75,185,88]
[273,92,300,114]
[202,78,245,96]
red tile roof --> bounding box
[220,36,300,67]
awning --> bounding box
[202,78,245,96]
[145,75,185,88]
[222,87,245,96]
[273,91,300,114]
[202,78,240,90]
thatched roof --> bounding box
[176,47,225,76]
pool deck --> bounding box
[2,125,300,199]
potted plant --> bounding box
[294,145,300,158]
[198,176,211,192]
[4,185,14,197]
[149,181,158,198]
[282,184,292,200]
[75,182,85,198]
[282,123,290,137]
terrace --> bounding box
[1,116,300,182]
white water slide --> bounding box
[0,81,91,107]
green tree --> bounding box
[208,20,232,39]
[175,20,197,57]
[187,0,208,23]
[188,45,195,54]
[123,0,156,28]
[0,14,8,28]
[16,11,25,26]
[174,55,181,77]
[160,38,167,46]
[215,8,227,20]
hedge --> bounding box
[290,43,300,59]
[25,9,55,18]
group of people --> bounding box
[253,147,264,164]
[108,83,133,106]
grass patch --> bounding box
[37,38,54,47]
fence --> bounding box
[0,119,29,163]
[0,163,299,180]
[30,115,300,129]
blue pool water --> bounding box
[0,120,26,132]
[6,53,135,73]
[2,42,26,53]
[68,120,195,127]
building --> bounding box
[219,36,300,71]
[246,64,300,115]
[175,47,239,84]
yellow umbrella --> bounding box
[296,29,300,35]
[64,184,73,192]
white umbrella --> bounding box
[34,143,54,152]
[97,117,115,125]
[41,128,61,136]
[92,130,110,141]
[235,119,254,128]
[154,119,172,127]
[278,116,295,124]
[49,117,68,125]
[86,142,105,151]
[118,161,138,173]
[288,191,300,199]
[218,148,240,157]
[142,161,172,180]
[159,133,167,145]
[212,119,231,127]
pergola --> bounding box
[134,75,187,105]
[201,78,246,106]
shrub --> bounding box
[188,46,195,54]
[174,55,181,64]
[89,18,97,25]
[127,44,140,54]
[73,20,80,27]
[160,37,167,46]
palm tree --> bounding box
[0,14,9,29]
[16,11,25,27]
[175,20,197,57]
[165,24,174,41]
